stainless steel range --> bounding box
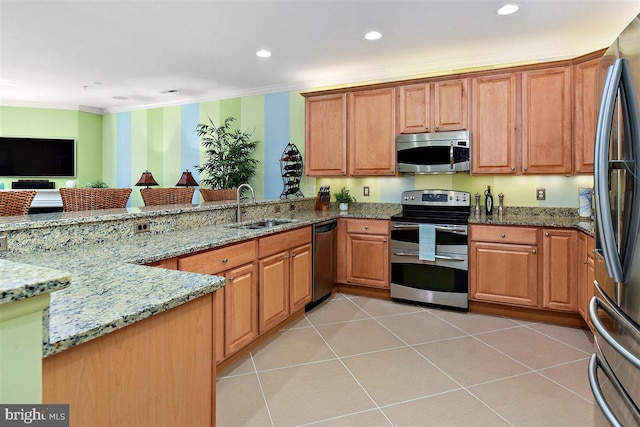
[391,189,470,310]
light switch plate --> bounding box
[363,186,370,197]
[536,188,546,200]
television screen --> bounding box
[0,137,76,177]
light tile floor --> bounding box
[217,293,594,427]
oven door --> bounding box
[390,221,469,309]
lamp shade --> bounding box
[176,169,199,187]
[135,170,159,188]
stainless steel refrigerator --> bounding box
[590,14,640,427]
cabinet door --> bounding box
[397,83,430,133]
[346,233,389,288]
[542,229,578,312]
[259,252,290,333]
[349,88,396,176]
[470,241,538,307]
[577,233,595,325]
[290,243,312,313]
[434,78,469,132]
[224,263,258,356]
[574,58,600,174]
[522,67,572,174]
[471,73,518,174]
[305,93,347,176]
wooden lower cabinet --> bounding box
[337,218,390,289]
[224,262,258,355]
[542,229,578,312]
[258,227,312,333]
[470,241,538,307]
[213,288,225,364]
[43,295,214,427]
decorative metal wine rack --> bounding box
[279,142,304,199]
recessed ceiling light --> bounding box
[256,50,271,58]
[112,96,128,100]
[497,4,519,15]
[365,31,382,41]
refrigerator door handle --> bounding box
[588,353,640,427]
[589,296,640,370]
[594,60,624,282]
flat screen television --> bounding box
[0,137,76,177]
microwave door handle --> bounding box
[618,59,640,277]
[595,59,624,282]
[450,142,454,170]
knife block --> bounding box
[315,194,330,211]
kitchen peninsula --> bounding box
[0,198,594,426]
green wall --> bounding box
[0,106,102,190]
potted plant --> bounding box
[195,116,260,201]
[334,187,356,211]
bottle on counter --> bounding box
[474,193,481,215]
[484,186,493,216]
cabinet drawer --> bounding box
[470,225,537,245]
[346,219,389,235]
[178,240,257,274]
[259,227,311,258]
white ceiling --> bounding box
[1,0,639,115]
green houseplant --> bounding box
[333,187,356,211]
[195,116,260,200]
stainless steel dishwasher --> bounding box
[310,219,337,304]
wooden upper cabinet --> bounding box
[471,73,518,174]
[434,78,469,132]
[574,58,600,174]
[397,83,430,133]
[349,88,396,175]
[522,67,573,174]
[305,93,347,176]
[397,78,468,134]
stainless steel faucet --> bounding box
[237,183,256,223]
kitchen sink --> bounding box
[228,218,297,230]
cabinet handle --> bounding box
[291,252,296,257]
[228,277,234,282]
[532,249,537,254]
[584,260,589,265]
[222,258,228,263]
[342,170,346,175]
[501,233,506,238]
[524,167,528,171]
[285,255,290,259]
[435,126,440,131]
[511,167,515,171]
[545,232,550,237]
[425,125,429,130]
[365,225,369,230]
[383,239,388,243]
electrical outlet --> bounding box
[363,186,370,197]
[536,188,546,201]
[0,236,7,252]
[134,220,150,234]
[289,204,295,211]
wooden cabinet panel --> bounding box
[434,78,469,132]
[542,229,578,312]
[259,252,290,333]
[213,288,225,363]
[290,243,312,313]
[470,225,538,245]
[349,88,396,175]
[574,58,600,174]
[259,226,311,258]
[522,67,572,174]
[44,295,214,427]
[346,233,389,288]
[471,73,518,174]
[470,241,538,307]
[178,240,256,274]
[305,93,347,176]
[224,263,259,355]
[578,233,595,326]
[146,257,178,270]
[397,83,430,133]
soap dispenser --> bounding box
[484,186,493,216]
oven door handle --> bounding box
[392,251,465,262]
[391,224,467,234]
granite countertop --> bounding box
[0,259,71,305]
[2,205,398,357]
[468,209,595,236]
[1,202,595,358]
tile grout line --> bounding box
[339,294,515,427]
[249,352,276,427]
[520,322,594,355]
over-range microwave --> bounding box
[396,130,470,174]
